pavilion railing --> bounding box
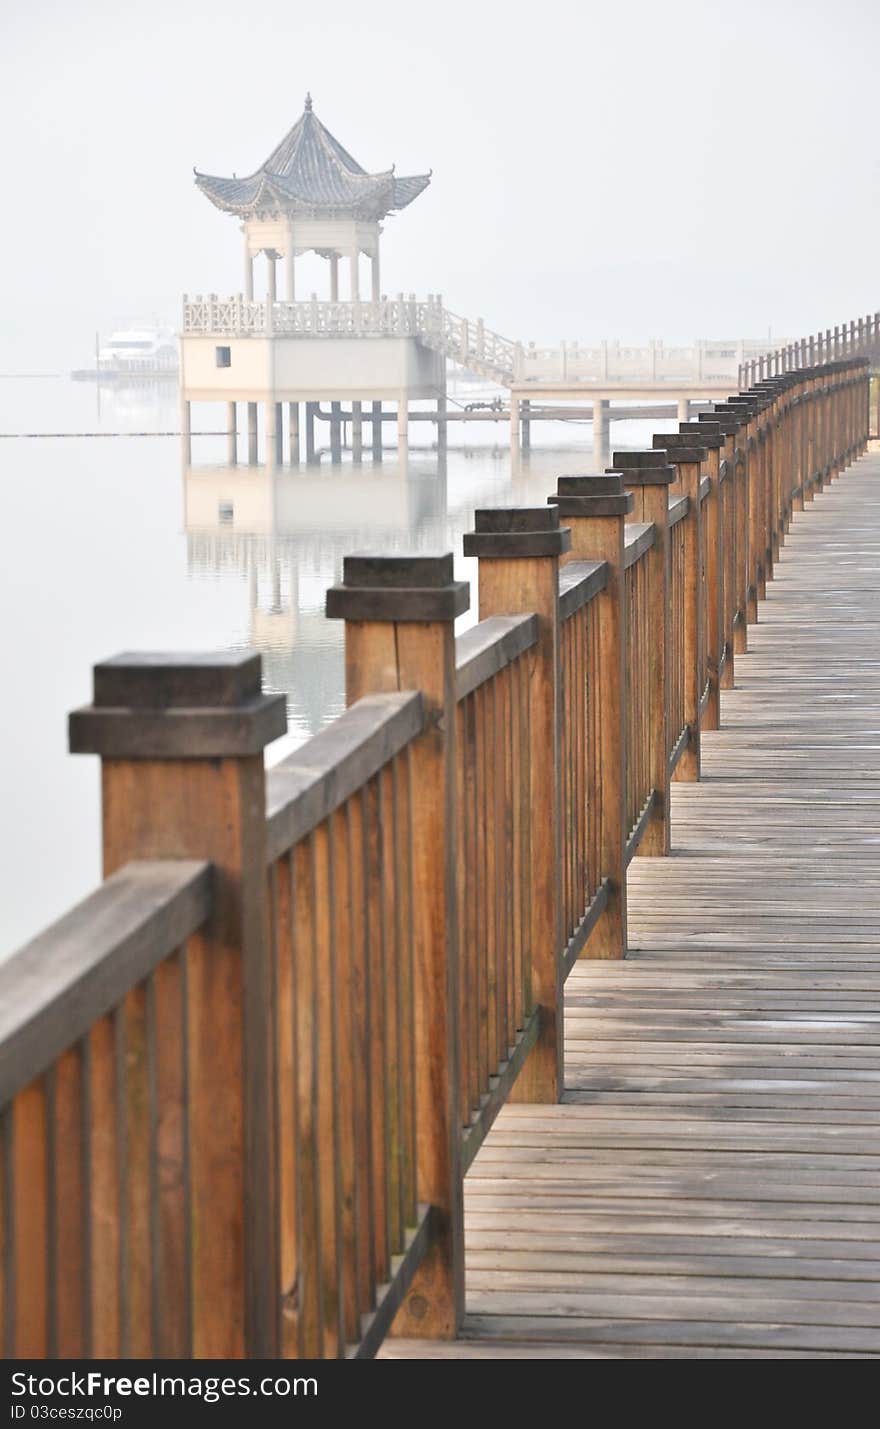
[0,353,870,1358]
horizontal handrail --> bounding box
[668,493,690,527]
[623,521,656,569]
[0,859,212,1107]
[455,614,539,700]
[558,558,607,620]
[266,690,424,861]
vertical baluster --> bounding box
[379,766,402,1261]
[455,703,470,1128]
[292,836,323,1356]
[50,1046,86,1357]
[151,950,190,1357]
[87,1016,120,1355]
[11,1083,49,1355]
[328,805,358,1348]
[313,822,343,1356]
[475,686,490,1096]
[273,854,300,1357]
[363,780,389,1292]
[483,680,498,1077]
[462,697,480,1119]
[348,793,376,1320]
[395,752,417,1231]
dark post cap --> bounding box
[610,451,676,484]
[678,420,724,449]
[69,651,287,759]
[326,550,470,621]
[556,473,623,495]
[700,410,742,435]
[463,505,571,558]
[547,472,633,518]
[653,434,708,461]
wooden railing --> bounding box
[0,355,870,1359]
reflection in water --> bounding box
[183,439,609,750]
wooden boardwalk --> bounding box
[384,452,880,1359]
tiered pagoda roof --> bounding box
[194,95,431,221]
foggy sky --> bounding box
[3,0,878,362]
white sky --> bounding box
[3,0,878,356]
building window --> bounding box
[215,346,231,368]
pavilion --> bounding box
[194,94,431,303]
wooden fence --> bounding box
[0,356,870,1359]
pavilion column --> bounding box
[226,401,237,465]
[265,401,280,467]
[350,251,361,301]
[371,253,381,303]
[181,397,192,465]
[330,256,339,303]
[285,238,295,301]
[266,255,277,303]
[244,240,254,301]
[436,394,447,454]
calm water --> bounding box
[0,374,675,954]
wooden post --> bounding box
[181,398,192,466]
[326,553,469,1338]
[611,453,674,854]
[548,474,632,958]
[653,438,705,780]
[727,395,762,616]
[69,653,287,1358]
[702,409,746,671]
[463,507,569,1098]
[675,422,725,730]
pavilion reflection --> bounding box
[182,448,514,746]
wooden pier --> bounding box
[386,453,880,1359]
[1,344,876,1361]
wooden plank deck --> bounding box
[383,452,880,1359]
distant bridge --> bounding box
[183,292,775,390]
